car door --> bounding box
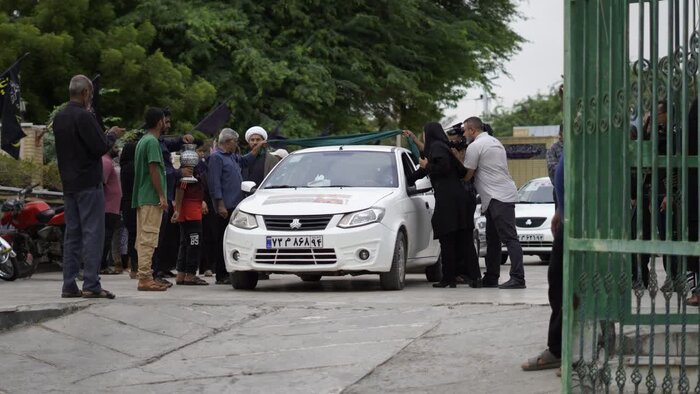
[400,152,439,260]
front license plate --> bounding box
[519,234,544,242]
[266,235,324,249]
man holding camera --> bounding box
[463,116,525,289]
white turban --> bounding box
[271,149,289,159]
[245,126,268,142]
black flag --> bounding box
[194,102,231,136]
[90,74,105,130]
[0,54,28,159]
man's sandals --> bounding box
[521,349,561,371]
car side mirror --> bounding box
[241,181,257,194]
[407,177,432,196]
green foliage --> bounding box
[0,154,62,191]
[1,1,521,139]
[489,87,564,137]
[0,0,216,131]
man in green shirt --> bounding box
[133,108,169,291]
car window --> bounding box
[261,151,399,188]
[518,180,554,203]
[400,152,416,181]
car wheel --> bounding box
[300,274,322,282]
[501,254,509,265]
[380,230,407,290]
[425,256,442,282]
[231,271,258,290]
[538,254,551,264]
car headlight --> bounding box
[338,208,385,228]
[230,210,258,229]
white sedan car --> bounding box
[223,146,442,290]
[475,177,555,263]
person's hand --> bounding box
[403,129,416,140]
[419,156,428,169]
[202,201,209,215]
[660,196,667,212]
[107,126,126,138]
[182,134,195,144]
[217,201,228,219]
[181,167,194,178]
[159,196,168,211]
[170,210,179,223]
[551,211,561,237]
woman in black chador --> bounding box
[408,122,481,288]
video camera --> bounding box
[445,122,468,151]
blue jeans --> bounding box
[62,185,105,293]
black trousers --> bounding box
[547,223,564,359]
[122,204,138,272]
[199,210,216,274]
[101,213,121,270]
[177,220,202,274]
[484,199,525,283]
[439,229,467,283]
[457,192,481,281]
[152,204,180,275]
[212,209,233,281]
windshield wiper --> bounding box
[263,185,305,189]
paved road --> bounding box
[0,259,561,393]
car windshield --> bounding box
[261,151,399,189]
[518,179,554,203]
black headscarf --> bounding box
[423,122,449,157]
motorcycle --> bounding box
[0,184,65,279]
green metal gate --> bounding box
[564,0,700,392]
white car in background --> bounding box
[223,146,442,290]
[475,177,555,264]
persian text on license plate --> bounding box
[266,236,324,249]
[519,234,544,242]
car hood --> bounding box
[238,188,396,216]
[514,203,555,218]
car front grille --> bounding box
[516,217,547,228]
[519,241,553,248]
[263,215,333,231]
[255,248,337,265]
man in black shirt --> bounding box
[54,75,123,299]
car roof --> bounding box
[524,177,552,185]
[290,145,407,155]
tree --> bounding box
[0,0,216,131]
[124,0,522,136]
[489,86,563,137]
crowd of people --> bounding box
[54,74,288,297]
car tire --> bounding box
[425,257,442,282]
[538,254,551,264]
[231,271,258,290]
[380,230,407,290]
[300,274,322,282]
[501,254,509,265]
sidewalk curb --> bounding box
[0,301,90,332]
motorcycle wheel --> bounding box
[0,256,18,281]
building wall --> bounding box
[499,135,559,188]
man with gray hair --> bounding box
[207,128,261,284]
[53,74,124,299]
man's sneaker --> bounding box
[138,279,167,291]
[203,270,213,277]
[499,279,526,289]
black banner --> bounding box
[0,54,28,159]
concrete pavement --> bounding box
[0,259,561,393]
